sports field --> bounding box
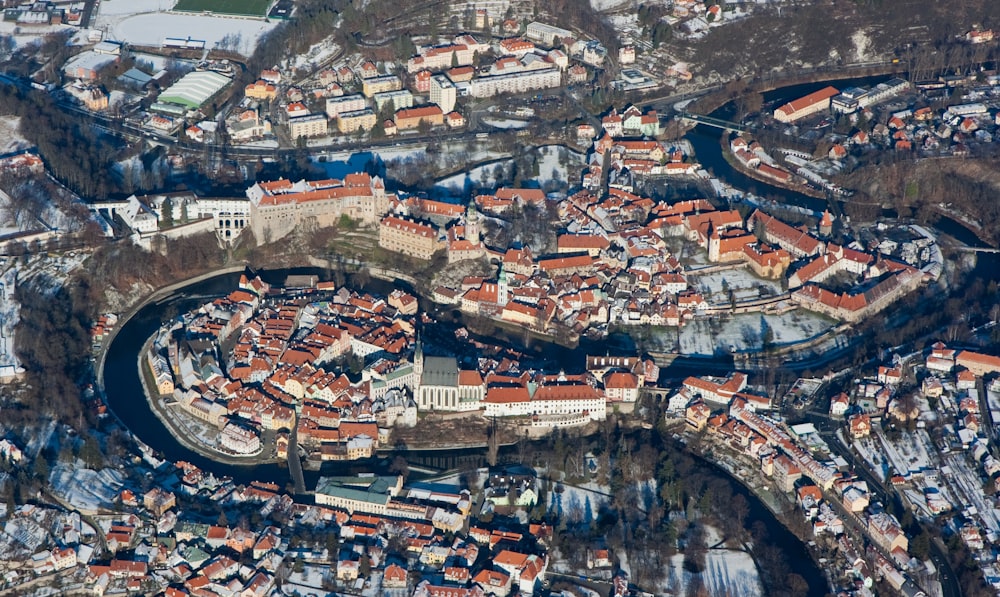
[172,0,270,17]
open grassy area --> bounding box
[172,0,271,17]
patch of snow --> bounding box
[103,13,275,56]
[287,37,342,72]
[663,550,763,597]
[590,0,630,11]
[482,117,530,129]
[0,118,30,154]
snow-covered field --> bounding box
[0,266,23,377]
[436,144,584,191]
[49,463,124,513]
[0,22,79,50]
[482,117,530,129]
[689,268,783,303]
[95,5,276,55]
[663,550,764,597]
[672,309,834,356]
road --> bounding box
[806,412,959,597]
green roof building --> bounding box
[158,70,232,110]
[314,474,402,514]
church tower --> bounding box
[706,220,720,262]
[413,333,424,383]
[497,263,509,305]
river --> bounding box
[98,74,1000,597]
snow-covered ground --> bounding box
[688,268,783,303]
[97,10,276,55]
[0,22,79,50]
[287,37,341,72]
[671,309,834,356]
[482,117,530,129]
[0,116,31,155]
[0,253,87,379]
[663,550,764,597]
[436,145,584,191]
[0,117,30,155]
[0,266,23,377]
[943,453,1000,536]
[49,463,124,513]
[590,0,632,11]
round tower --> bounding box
[466,202,481,246]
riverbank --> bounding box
[137,334,279,466]
[717,133,828,200]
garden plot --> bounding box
[673,309,833,356]
[688,268,783,304]
[48,464,124,513]
[853,434,890,483]
[943,453,1000,537]
[875,428,942,481]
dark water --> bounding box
[102,267,829,594]
[687,74,994,250]
[693,452,828,597]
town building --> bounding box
[430,75,457,114]
[288,114,328,139]
[378,216,443,260]
[773,86,839,123]
[395,105,445,130]
[247,174,391,243]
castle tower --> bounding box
[818,210,834,236]
[466,202,480,246]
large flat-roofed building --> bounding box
[314,475,403,514]
[468,68,561,98]
[525,21,572,46]
[247,173,392,243]
[429,75,456,114]
[158,70,233,110]
[373,89,414,113]
[337,109,377,133]
[288,113,328,139]
[326,94,367,118]
[361,75,402,98]
[773,86,839,123]
[378,215,442,259]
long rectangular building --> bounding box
[378,216,442,260]
[468,67,562,98]
[773,86,839,123]
[247,174,391,243]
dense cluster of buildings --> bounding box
[8,454,555,597]
[675,337,1000,595]
[149,272,669,460]
[768,74,1000,160]
[214,21,607,144]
